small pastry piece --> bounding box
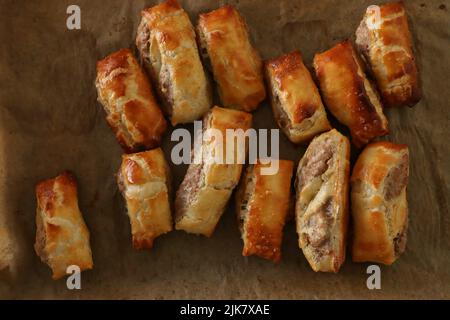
[175,106,252,236]
[351,142,409,265]
[313,40,388,148]
[96,48,167,153]
[197,5,266,112]
[136,0,212,125]
[235,160,294,262]
[35,172,93,280]
[356,2,421,107]
[295,129,350,272]
[265,51,331,144]
[117,148,172,249]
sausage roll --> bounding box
[35,172,93,280]
[96,48,167,153]
[351,142,409,265]
[175,106,252,236]
[356,2,421,107]
[117,148,172,249]
[313,40,388,148]
[295,129,350,272]
[235,160,294,262]
[265,51,331,144]
[197,5,266,112]
[136,0,212,125]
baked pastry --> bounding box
[295,129,350,272]
[197,5,266,112]
[351,141,409,265]
[96,48,167,153]
[235,160,294,262]
[175,106,252,236]
[313,40,388,148]
[35,172,93,280]
[117,148,172,249]
[136,0,212,125]
[265,51,331,144]
[356,2,421,107]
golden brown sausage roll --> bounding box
[265,51,331,144]
[175,106,252,236]
[35,172,93,280]
[136,0,212,125]
[197,5,266,112]
[235,160,294,262]
[0,224,15,273]
[117,148,172,249]
[96,48,167,153]
[313,40,388,148]
[295,129,350,272]
[356,2,421,108]
[351,141,409,265]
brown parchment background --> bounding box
[0,0,449,299]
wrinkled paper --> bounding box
[0,0,449,299]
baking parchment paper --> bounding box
[0,0,449,299]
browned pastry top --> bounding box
[96,48,167,152]
[314,40,388,148]
[198,5,266,111]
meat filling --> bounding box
[174,164,204,222]
[393,223,408,256]
[136,21,151,66]
[299,138,334,190]
[384,154,409,201]
[355,18,370,59]
[238,166,256,234]
[303,198,333,248]
[174,114,211,222]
